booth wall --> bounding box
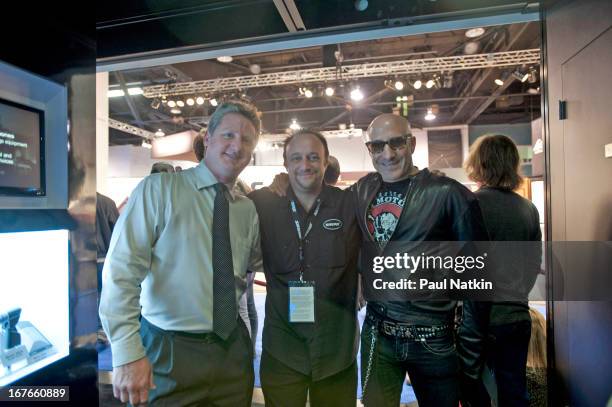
[544,0,612,405]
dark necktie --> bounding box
[212,183,236,339]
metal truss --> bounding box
[109,118,155,139]
[143,49,541,98]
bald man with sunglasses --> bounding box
[353,114,489,407]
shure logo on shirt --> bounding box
[323,219,343,230]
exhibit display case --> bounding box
[0,229,70,386]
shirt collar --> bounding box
[193,161,238,201]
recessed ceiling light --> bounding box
[465,27,485,38]
[217,56,233,63]
[155,129,165,137]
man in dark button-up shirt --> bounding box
[249,130,360,407]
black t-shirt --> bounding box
[366,177,411,243]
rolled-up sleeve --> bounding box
[99,177,162,367]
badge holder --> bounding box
[288,279,315,323]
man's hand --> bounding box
[269,173,289,196]
[112,356,156,405]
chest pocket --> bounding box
[311,222,347,269]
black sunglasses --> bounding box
[365,134,411,154]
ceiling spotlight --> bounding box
[495,78,504,86]
[425,79,435,89]
[424,108,436,121]
[527,87,540,95]
[394,80,404,90]
[465,27,485,38]
[464,41,480,55]
[350,87,364,101]
[354,0,368,11]
[217,56,233,63]
[443,73,454,88]
[249,64,261,74]
[167,100,176,108]
[176,100,185,107]
[512,69,529,83]
[154,129,165,137]
[127,87,143,95]
[186,98,195,106]
[289,119,301,131]
[170,107,181,115]
[150,98,161,109]
[325,86,335,97]
[304,88,313,98]
[196,96,205,105]
[107,89,125,98]
[527,67,538,83]
[413,80,422,90]
[141,140,152,149]
[210,98,218,107]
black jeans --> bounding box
[360,313,459,407]
[461,320,532,407]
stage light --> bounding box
[425,79,435,89]
[394,80,404,90]
[413,80,422,90]
[210,98,218,107]
[196,97,205,105]
[167,100,176,108]
[186,98,195,106]
[176,100,185,107]
[424,108,436,121]
[154,129,165,137]
[465,27,485,38]
[350,87,364,101]
[289,119,301,131]
[217,56,233,63]
[325,86,335,96]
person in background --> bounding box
[459,134,542,407]
[323,155,341,185]
[526,308,547,407]
[150,161,175,174]
[100,100,262,406]
[95,192,120,348]
[249,130,360,407]
[194,131,258,346]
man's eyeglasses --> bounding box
[365,134,411,154]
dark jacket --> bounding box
[458,187,542,379]
[352,168,489,324]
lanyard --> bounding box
[289,198,321,281]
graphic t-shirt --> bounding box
[367,177,412,243]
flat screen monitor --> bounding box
[0,97,45,197]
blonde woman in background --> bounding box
[526,308,547,406]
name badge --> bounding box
[288,280,315,323]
